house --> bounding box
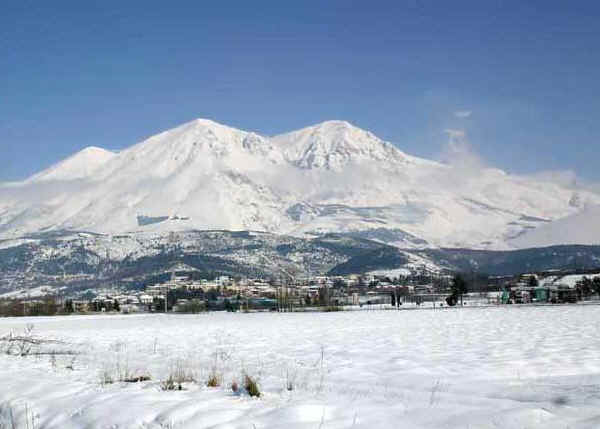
[139,294,153,305]
[72,300,88,312]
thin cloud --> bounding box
[454,110,472,118]
[524,169,600,202]
[418,129,489,191]
[441,128,483,169]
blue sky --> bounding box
[2,0,599,182]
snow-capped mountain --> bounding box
[1,118,598,249]
[272,120,411,171]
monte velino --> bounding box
[2,118,599,250]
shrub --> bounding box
[161,360,195,391]
[284,368,296,392]
[206,371,221,388]
[123,375,151,383]
[175,299,205,314]
[160,375,178,391]
[231,380,239,393]
[244,374,260,398]
[65,356,77,371]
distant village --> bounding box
[1,267,600,317]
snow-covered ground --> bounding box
[539,273,600,288]
[0,285,65,300]
[1,307,600,428]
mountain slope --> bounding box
[27,146,116,182]
[272,120,413,171]
[4,230,600,294]
[510,204,600,248]
[0,230,420,292]
[1,118,598,249]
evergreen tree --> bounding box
[450,274,468,305]
[577,276,595,299]
[332,278,346,289]
[357,277,367,289]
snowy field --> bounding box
[1,306,600,428]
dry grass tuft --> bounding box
[160,375,179,391]
[206,371,221,388]
[244,374,260,398]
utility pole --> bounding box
[244,277,249,312]
[278,275,282,312]
[165,269,173,313]
[166,231,178,314]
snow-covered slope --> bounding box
[272,120,413,171]
[1,118,599,249]
[4,309,600,428]
[510,204,600,248]
[27,146,116,182]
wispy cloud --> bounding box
[525,169,600,196]
[454,110,472,118]
[441,129,484,169]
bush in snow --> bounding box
[160,359,195,391]
[122,375,151,383]
[206,371,221,388]
[160,375,177,391]
[244,374,260,398]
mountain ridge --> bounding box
[1,118,598,250]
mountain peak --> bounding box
[112,117,284,180]
[272,120,404,170]
[79,146,113,154]
[27,146,116,182]
[194,117,222,127]
[162,117,248,137]
[310,119,355,129]
[190,117,243,133]
[287,120,364,137]
[135,117,255,153]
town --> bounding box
[1,267,599,317]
